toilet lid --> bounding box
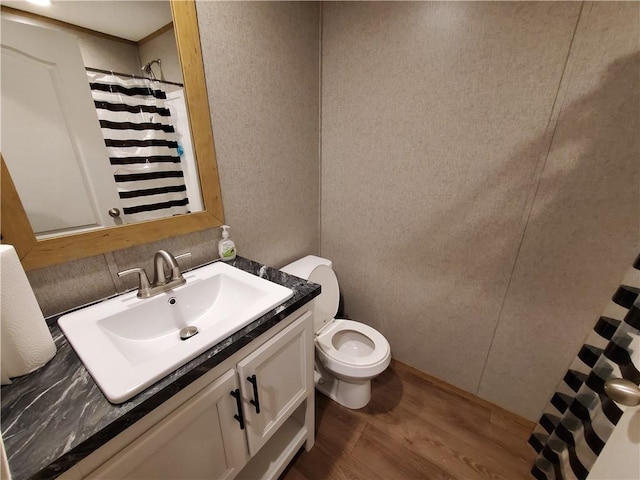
[308,265,339,332]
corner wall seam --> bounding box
[474,1,588,395]
[317,1,323,256]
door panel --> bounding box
[87,369,248,480]
[237,312,313,456]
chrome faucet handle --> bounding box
[175,252,192,262]
[117,267,152,298]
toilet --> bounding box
[281,255,391,409]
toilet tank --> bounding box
[280,255,339,333]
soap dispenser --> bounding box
[218,225,236,261]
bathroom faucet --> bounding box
[118,250,191,298]
[153,250,183,286]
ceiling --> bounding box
[2,0,173,42]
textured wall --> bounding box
[26,229,221,317]
[196,1,320,267]
[321,1,639,420]
[74,29,139,74]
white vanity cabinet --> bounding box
[77,309,314,480]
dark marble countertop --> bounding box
[1,257,320,480]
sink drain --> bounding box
[179,326,198,340]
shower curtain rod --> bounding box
[85,67,184,87]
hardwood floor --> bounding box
[282,360,536,480]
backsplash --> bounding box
[26,228,221,317]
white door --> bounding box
[237,312,314,456]
[1,18,123,237]
[87,369,249,480]
[588,319,640,479]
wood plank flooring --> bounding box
[282,360,536,480]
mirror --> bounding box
[0,0,224,270]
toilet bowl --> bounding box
[281,255,390,409]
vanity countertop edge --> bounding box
[0,256,320,480]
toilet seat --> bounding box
[316,319,390,378]
[316,319,389,366]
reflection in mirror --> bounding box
[1,1,203,239]
[0,0,224,270]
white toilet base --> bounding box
[314,365,372,409]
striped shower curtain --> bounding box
[86,71,190,223]
[530,254,640,479]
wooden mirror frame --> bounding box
[0,0,224,271]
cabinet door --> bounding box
[87,369,248,480]
[237,312,313,455]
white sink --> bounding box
[58,261,293,403]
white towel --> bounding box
[0,245,56,381]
